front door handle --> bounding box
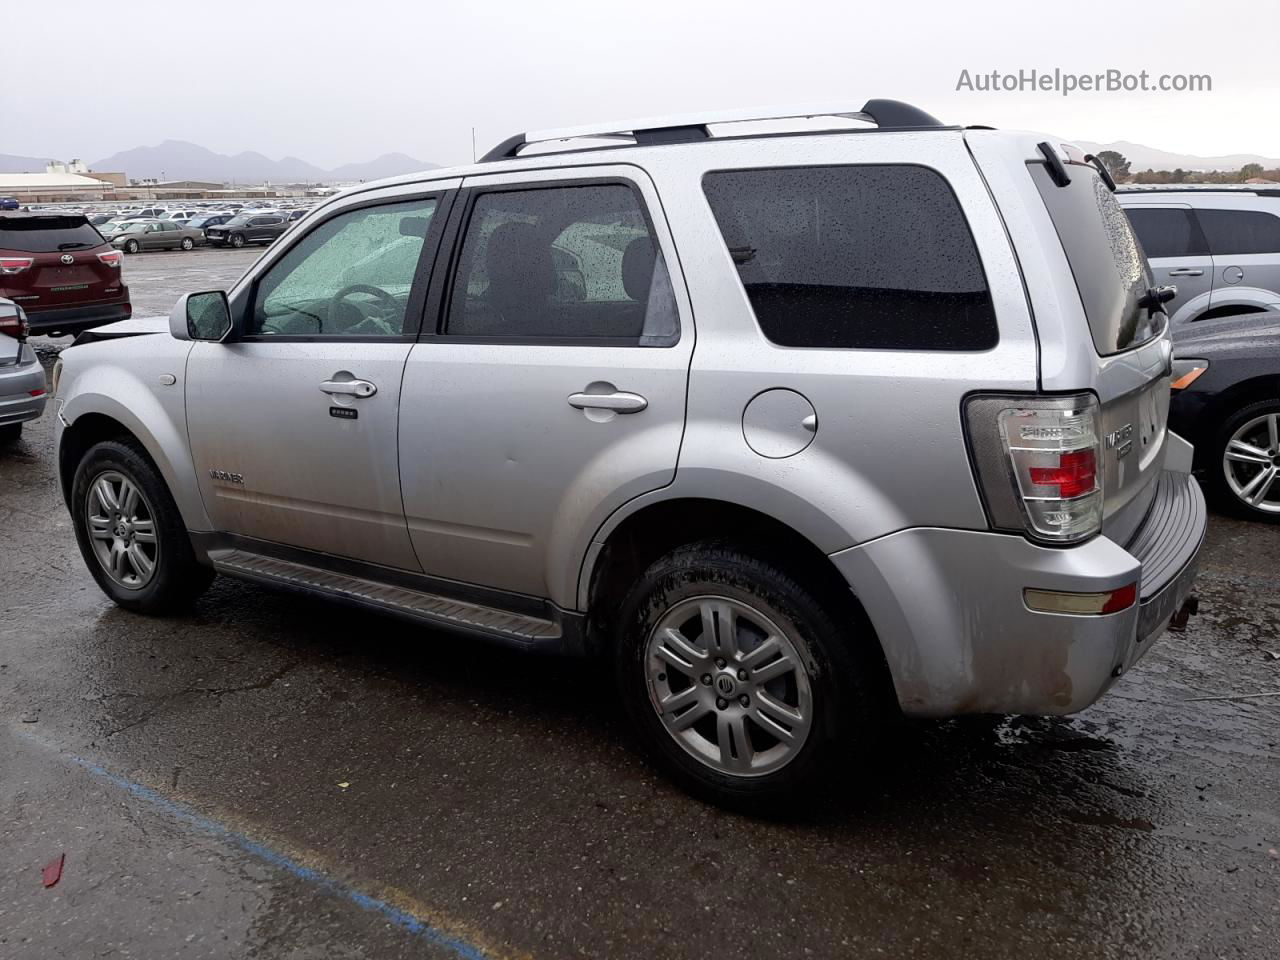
[320,378,377,398]
[1167,268,1203,277]
[567,390,648,413]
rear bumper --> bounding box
[25,299,132,335]
[0,361,48,426]
[831,451,1205,717]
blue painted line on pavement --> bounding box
[47,745,492,960]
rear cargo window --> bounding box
[0,216,103,253]
[1123,207,1208,259]
[701,165,998,350]
[1031,164,1158,355]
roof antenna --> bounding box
[471,127,476,164]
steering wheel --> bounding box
[330,283,399,331]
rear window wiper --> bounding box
[1083,154,1117,192]
[57,241,94,250]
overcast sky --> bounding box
[5,0,1274,167]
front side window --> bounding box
[701,165,998,350]
[1124,208,1208,259]
[1197,209,1280,256]
[444,183,678,344]
[250,197,437,337]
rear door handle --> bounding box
[320,378,377,398]
[567,391,648,413]
[1167,268,1203,277]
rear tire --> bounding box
[0,423,21,446]
[614,540,885,811]
[1207,399,1280,522]
[71,439,215,613]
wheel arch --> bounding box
[1196,374,1280,466]
[59,394,211,533]
[581,497,892,685]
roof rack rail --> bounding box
[479,98,946,163]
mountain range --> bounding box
[1075,141,1280,173]
[0,140,437,183]
[4,137,1279,184]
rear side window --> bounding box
[1124,207,1208,259]
[444,183,678,344]
[1031,163,1157,355]
[700,165,997,350]
[1197,209,1280,256]
[0,216,103,252]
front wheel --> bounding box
[230,232,246,248]
[615,541,885,810]
[124,239,139,254]
[1209,399,1280,521]
[180,237,194,250]
[71,439,215,612]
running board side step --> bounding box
[208,548,563,648]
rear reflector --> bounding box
[97,250,122,268]
[1025,582,1138,615]
[0,256,34,275]
[0,311,29,339]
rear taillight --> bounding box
[0,256,34,275]
[0,310,29,339]
[966,393,1103,544]
[97,250,122,268]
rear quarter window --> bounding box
[700,164,998,350]
[1031,163,1157,355]
[1197,209,1280,256]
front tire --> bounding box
[614,541,884,810]
[71,439,214,612]
[230,232,246,248]
[124,239,139,254]
[180,237,194,250]
[1208,399,1280,521]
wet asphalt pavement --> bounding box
[2,248,1278,959]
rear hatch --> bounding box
[1028,151,1172,544]
[0,214,124,314]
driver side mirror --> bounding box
[171,290,233,342]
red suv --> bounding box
[0,213,131,336]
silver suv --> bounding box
[52,101,1205,807]
[1118,188,1280,325]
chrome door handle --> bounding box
[320,378,377,398]
[1167,268,1203,277]
[567,391,648,413]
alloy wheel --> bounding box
[85,470,160,588]
[1223,413,1280,513]
[645,595,813,777]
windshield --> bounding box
[0,216,103,252]
[1031,162,1159,355]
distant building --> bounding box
[1245,177,1279,185]
[0,172,115,203]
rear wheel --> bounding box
[230,232,246,248]
[615,541,885,810]
[124,239,139,254]
[1209,399,1280,522]
[71,439,215,612]
[0,423,21,446]
[180,237,194,250]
